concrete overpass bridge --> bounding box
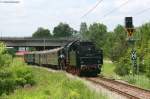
[0,37,78,50]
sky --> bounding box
[0,0,150,37]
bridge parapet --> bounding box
[0,37,78,41]
[0,37,79,47]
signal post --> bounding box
[125,17,138,75]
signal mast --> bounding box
[125,17,138,75]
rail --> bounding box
[86,77,150,99]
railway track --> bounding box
[86,77,150,99]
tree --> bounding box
[88,23,107,49]
[135,23,150,73]
[110,25,127,61]
[104,32,115,57]
[145,47,150,79]
[53,23,74,37]
[115,56,131,76]
[32,27,52,38]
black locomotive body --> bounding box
[65,41,103,76]
[24,41,103,76]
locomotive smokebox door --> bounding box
[125,17,133,28]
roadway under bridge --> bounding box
[0,37,78,50]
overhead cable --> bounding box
[81,0,103,18]
[134,7,150,16]
[102,0,130,18]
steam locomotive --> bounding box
[24,41,103,76]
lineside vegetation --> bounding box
[1,67,107,99]
[102,61,150,90]
[0,42,35,95]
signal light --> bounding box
[125,17,133,28]
[125,17,134,37]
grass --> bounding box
[102,60,150,90]
[102,60,118,78]
[122,75,150,90]
[1,67,107,99]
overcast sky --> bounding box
[0,0,150,37]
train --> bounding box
[24,41,103,76]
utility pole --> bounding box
[125,17,138,75]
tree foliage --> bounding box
[110,25,127,61]
[88,23,107,48]
[32,27,52,38]
[115,56,131,76]
[53,23,75,37]
[135,23,150,76]
[80,23,107,50]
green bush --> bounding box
[145,55,150,79]
[123,75,150,89]
[138,63,146,73]
[115,57,131,76]
[0,42,35,95]
[10,59,35,86]
[0,68,16,95]
[123,75,136,84]
[0,42,15,95]
[136,48,147,73]
[0,54,13,67]
[0,59,35,95]
[0,43,6,54]
[14,67,35,86]
[146,68,150,79]
[0,42,12,67]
